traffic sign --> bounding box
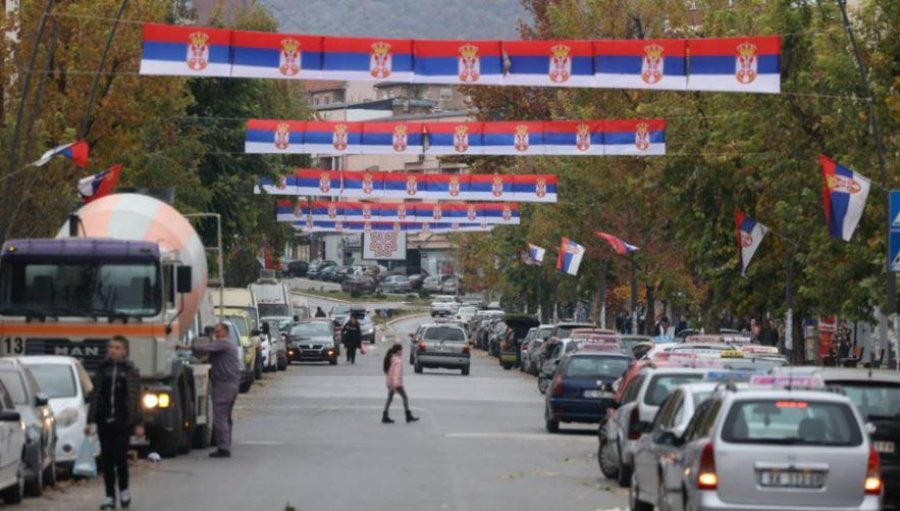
[890,191,900,272]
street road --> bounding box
[21,313,627,511]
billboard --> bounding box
[363,232,407,260]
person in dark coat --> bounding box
[315,306,327,318]
[85,335,143,510]
[185,323,242,458]
[342,316,363,364]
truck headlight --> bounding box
[55,407,79,428]
[142,392,171,409]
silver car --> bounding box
[672,383,881,511]
[413,324,470,376]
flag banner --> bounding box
[359,121,425,155]
[231,30,323,80]
[594,39,687,91]
[556,237,586,276]
[141,23,781,95]
[481,202,520,225]
[543,121,604,156]
[33,140,89,168]
[686,36,781,93]
[413,40,503,85]
[604,119,666,156]
[423,122,484,155]
[734,209,768,275]
[363,232,408,260]
[528,243,546,263]
[279,200,518,224]
[259,169,557,202]
[594,231,639,255]
[78,164,122,203]
[140,23,233,77]
[819,155,871,242]
[246,119,665,156]
[343,201,381,222]
[378,202,414,222]
[321,36,414,82]
[501,40,595,87]
[293,220,493,233]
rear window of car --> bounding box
[290,322,333,336]
[0,370,28,405]
[722,399,863,446]
[424,327,466,342]
[555,325,592,338]
[833,381,900,421]
[27,364,77,398]
[563,357,630,378]
[644,373,705,406]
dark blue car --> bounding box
[544,352,632,433]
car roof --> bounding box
[724,388,853,404]
[777,366,900,384]
[423,323,465,329]
[566,352,632,359]
[17,355,82,366]
[639,366,711,376]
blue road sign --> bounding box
[890,191,900,272]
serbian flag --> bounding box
[231,30,322,80]
[377,202,414,222]
[383,172,426,199]
[556,237,586,276]
[482,202,520,224]
[501,40,595,87]
[77,164,122,203]
[304,121,364,155]
[528,243,546,264]
[819,155,871,241]
[424,174,471,200]
[423,122,484,155]
[320,36,414,82]
[413,40,503,85]
[255,174,297,195]
[343,202,380,222]
[33,140,89,168]
[481,121,545,155]
[513,175,557,203]
[296,169,341,196]
[734,209,768,275]
[594,231,639,255]
[342,170,384,199]
[140,23,233,77]
[245,120,305,154]
[593,39,687,91]
[604,119,665,156]
[275,199,310,222]
[469,174,513,201]
[360,122,424,155]
[686,36,781,94]
[543,121,603,155]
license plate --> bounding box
[874,441,895,454]
[758,470,825,488]
[583,390,614,399]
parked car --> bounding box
[430,295,459,317]
[523,325,554,375]
[319,265,340,282]
[544,352,632,433]
[344,307,376,344]
[332,265,355,283]
[378,275,413,294]
[341,274,377,294]
[330,305,352,327]
[422,275,443,294]
[258,327,278,373]
[0,359,57,496]
[413,323,470,375]
[307,259,336,279]
[440,276,461,295]
[0,377,26,503]
[19,356,99,471]
[262,320,289,371]
[286,320,339,365]
[286,261,308,277]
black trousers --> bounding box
[98,422,130,498]
[346,345,358,363]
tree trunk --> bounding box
[644,283,655,336]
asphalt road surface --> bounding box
[21,313,627,511]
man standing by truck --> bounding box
[184,323,241,458]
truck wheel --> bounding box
[153,385,182,459]
[254,357,263,380]
[178,381,195,454]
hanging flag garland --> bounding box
[292,220,493,234]
[276,199,520,225]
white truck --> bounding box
[0,193,215,458]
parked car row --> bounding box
[305,259,460,296]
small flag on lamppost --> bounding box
[734,209,768,276]
[556,238,585,276]
[527,243,546,264]
[819,155,870,242]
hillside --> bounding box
[261,0,530,39]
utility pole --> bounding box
[630,253,638,335]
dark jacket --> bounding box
[88,359,142,428]
[341,321,362,349]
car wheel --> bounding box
[537,376,549,394]
[598,435,619,479]
[329,358,337,366]
[277,357,288,371]
[25,450,43,497]
[461,366,469,376]
[254,357,263,380]
[43,451,57,487]
[414,362,423,374]
[239,375,252,393]
[544,407,559,433]
[630,471,653,511]
[409,353,414,365]
[616,443,632,487]
[1,457,25,503]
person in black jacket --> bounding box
[341,316,363,364]
[85,335,143,510]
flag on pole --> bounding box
[819,155,871,242]
[734,209,768,276]
[77,164,122,203]
[555,237,585,276]
[33,140,89,168]
[527,243,546,264]
[594,231,639,255]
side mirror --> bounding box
[204,325,215,336]
[176,266,193,293]
[0,410,20,422]
[34,393,49,407]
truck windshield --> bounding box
[257,303,289,317]
[0,259,160,317]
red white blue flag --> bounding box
[423,122,484,155]
[33,140,89,168]
[231,30,322,80]
[819,155,871,242]
[528,243,546,264]
[502,40,595,87]
[734,209,768,275]
[594,39,687,90]
[78,164,122,203]
[556,238,586,276]
[604,119,666,156]
[594,231,639,255]
[413,40,503,85]
[359,121,425,155]
[140,23,233,77]
[321,36,414,82]
[686,36,781,93]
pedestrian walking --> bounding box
[341,315,362,364]
[85,335,143,510]
[835,319,852,360]
[315,306,327,318]
[185,323,242,458]
[382,344,419,424]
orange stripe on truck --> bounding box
[0,323,168,337]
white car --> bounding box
[259,334,278,373]
[20,356,99,467]
[0,377,26,503]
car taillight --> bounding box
[552,375,564,397]
[697,442,717,490]
[627,407,642,440]
[418,342,426,352]
[865,447,882,495]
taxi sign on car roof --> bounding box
[705,370,756,383]
[749,374,826,389]
[575,342,623,353]
[720,350,745,358]
[741,345,779,355]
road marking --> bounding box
[445,432,595,443]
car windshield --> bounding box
[290,322,333,337]
[26,364,77,398]
[424,327,466,342]
[0,258,160,317]
[834,381,900,419]
[564,357,630,378]
[556,325,592,338]
[537,327,553,340]
[225,315,249,336]
[722,399,863,446]
[0,370,28,404]
[644,374,705,406]
[332,306,350,316]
